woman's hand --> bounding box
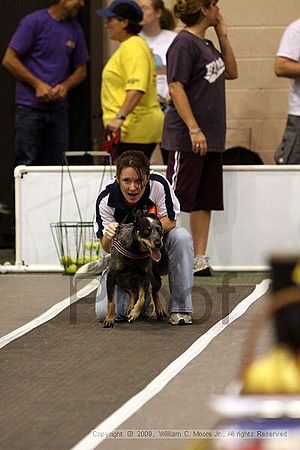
[104,222,119,241]
[214,12,238,80]
[101,222,119,253]
[107,90,144,132]
[214,12,228,38]
[107,118,124,132]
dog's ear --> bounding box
[135,209,143,219]
[134,210,152,235]
[134,209,143,226]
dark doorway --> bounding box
[0,1,105,247]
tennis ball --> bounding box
[85,241,92,250]
[77,256,85,266]
[61,255,71,266]
[66,264,77,274]
[93,242,100,252]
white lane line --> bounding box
[71,278,271,450]
[0,279,99,350]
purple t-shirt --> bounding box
[161,30,226,153]
[9,8,89,110]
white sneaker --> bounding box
[169,313,192,325]
[193,256,212,277]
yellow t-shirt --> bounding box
[101,36,164,143]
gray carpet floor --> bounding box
[0,273,263,450]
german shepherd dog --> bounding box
[103,210,166,328]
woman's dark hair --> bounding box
[151,0,176,31]
[116,150,150,180]
[124,21,143,34]
[174,0,213,26]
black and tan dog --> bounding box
[103,210,166,328]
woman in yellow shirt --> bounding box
[97,0,164,159]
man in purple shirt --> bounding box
[2,0,89,166]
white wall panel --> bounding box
[14,165,300,271]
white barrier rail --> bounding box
[6,164,300,272]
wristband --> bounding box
[115,112,126,120]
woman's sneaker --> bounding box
[193,255,212,277]
[169,313,192,325]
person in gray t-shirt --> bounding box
[162,0,237,276]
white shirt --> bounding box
[140,30,176,99]
[277,19,300,116]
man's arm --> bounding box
[2,47,87,101]
[2,47,56,102]
[52,64,87,100]
[275,56,300,78]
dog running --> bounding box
[103,210,166,328]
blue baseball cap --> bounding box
[96,0,143,23]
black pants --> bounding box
[15,105,69,166]
[274,115,300,164]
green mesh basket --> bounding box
[50,153,112,274]
[50,221,103,274]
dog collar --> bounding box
[111,236,150,260]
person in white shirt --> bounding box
[274,19,300,164]
[138,0,177,163]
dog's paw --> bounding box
[103,318,114,328]
[127,310,140,323]
[155,308,167,321]
[156,311,167,321]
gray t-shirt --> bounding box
[161,29,226,152]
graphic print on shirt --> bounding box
[152,52,167,99]
[153,53,163,68]
[204,57,225,84]
[153,53,166,76]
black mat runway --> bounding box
[0,283,256,450]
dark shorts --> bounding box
[166,151,224,212]
[274,115,300,164]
